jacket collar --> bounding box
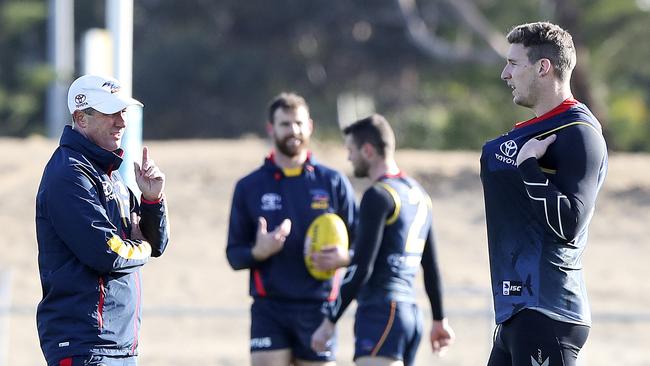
[262,151,316,180]
[60,125,124,174]
[514,98,579,129]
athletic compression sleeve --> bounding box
[421,228,444,320]
[327,185,392,323]
[518,123,606,242]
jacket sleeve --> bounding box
[47,165,151,275]
[517,123,607,242]
[226,180,258,270]
[327,186,391,323]
[137,193,170,257]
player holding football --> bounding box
[311,114,455,366]
[226,92,357,366]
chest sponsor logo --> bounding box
[500,140,518,157]
[102,181,116,200]
[103,180,130,214]
[261,193,282,211]
[495,140,518,166]
[310,189,330,210]
[502,280,523,296]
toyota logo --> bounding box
[500,140,518,158]
[75,94,86,104]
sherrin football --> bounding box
[304,213,349,280]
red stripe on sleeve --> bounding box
[140,194,163,204]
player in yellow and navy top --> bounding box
[311,114,454,366]
[481,22,607,366]
[226,93,356,366]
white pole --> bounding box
[46,0,74,138]
[106,0,142,194]
[81,29,113,76]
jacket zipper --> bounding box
[131,271,141,353]
[98,276,105,330]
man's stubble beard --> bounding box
[353,159,370,178]
[275,135,309,157]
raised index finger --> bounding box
[142,146,149,165]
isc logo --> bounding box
[502,281,523,296]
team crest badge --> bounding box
[310,189,330,210]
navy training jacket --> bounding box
[35,126,170,365]
[227,153,357,302]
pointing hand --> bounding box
[134,146,165,201]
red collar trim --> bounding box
[266,151,312,165]
[379,170,405,180]
[514,98,578,129]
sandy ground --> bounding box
[0,136,649,366]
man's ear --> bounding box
[361,142,375,160]
[72,110,87,127]
[539,58,552,77]
[265,121,273,137]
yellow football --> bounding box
[304,213,349,280]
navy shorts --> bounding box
[52,355,137,366]
[250,298,336,361]
[354,300,422,366]
[487,309,590,366]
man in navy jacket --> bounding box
[36,75,170,366]
[227,92,356,366]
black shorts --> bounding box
[250,298,335,362]
[354,301,422,366]
[487,309,589,366]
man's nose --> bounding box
[114,111,127,127]
[501,66,510,80]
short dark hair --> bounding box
[506,22,576,81]
[342,114,395,158]
[267,92,309,123]
[72,107,97,124]
[82,107,96,116]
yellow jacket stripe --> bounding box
[107,235,152,259]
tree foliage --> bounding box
[1,0,649,151]
[0,0,50,136]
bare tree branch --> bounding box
[396,0,506,64]
[443,0,509,58]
